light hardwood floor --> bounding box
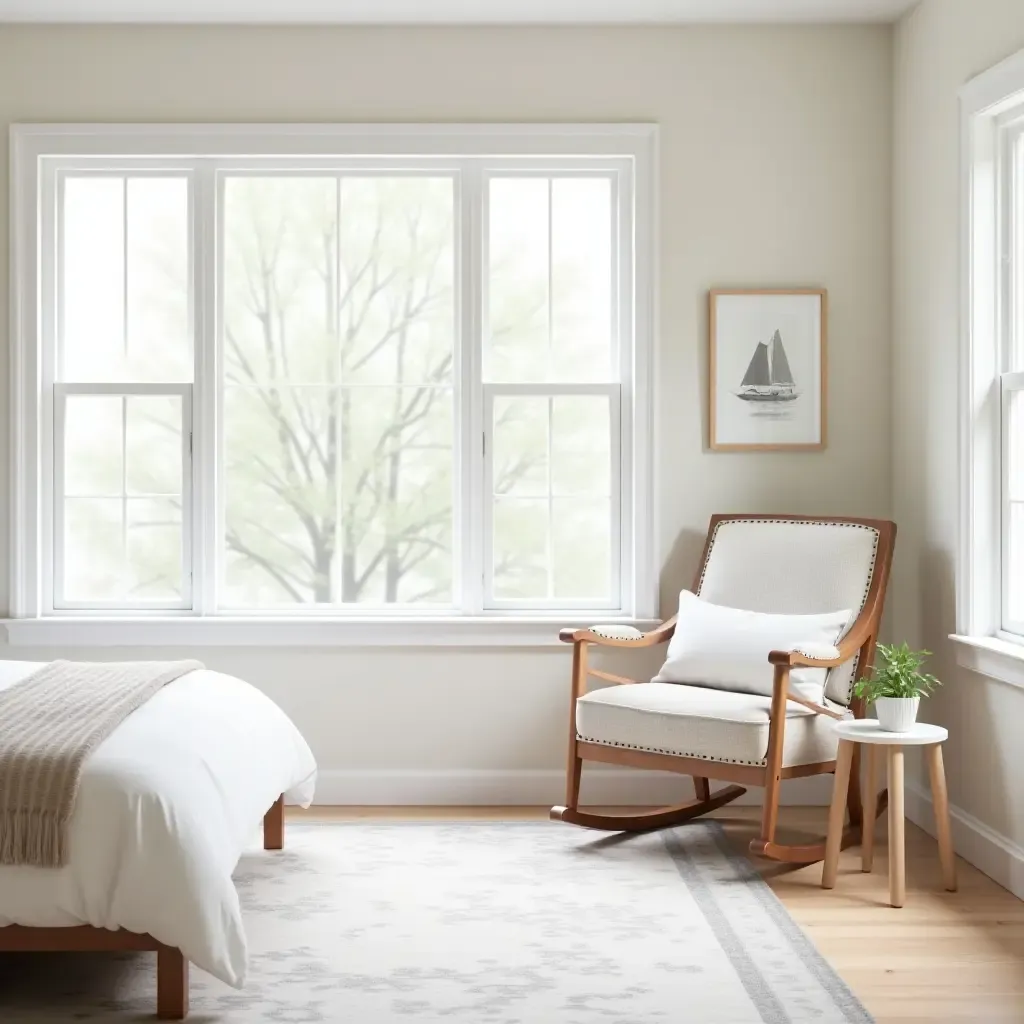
[293,805,1024,1023]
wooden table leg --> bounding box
[862,744,879,873]
[926,743,958,892]
[888,746,905,908]
[821,739,855,889]
[157,947,189,1020]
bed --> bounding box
[0,660,317,1019]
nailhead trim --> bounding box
[577,734,767,767]
[590,627,646,640]
[791,645,841,659]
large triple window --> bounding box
[10,126,655,630]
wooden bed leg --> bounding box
[157,947,188,1020]
[264,795,284,851]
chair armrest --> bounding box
[781,642,843,665]
[768,616,875,669]
[558,620,675,648]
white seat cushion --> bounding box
[576,683,843,767]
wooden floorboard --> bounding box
[292,805,1024,1023]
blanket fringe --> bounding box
[0,809,70,867]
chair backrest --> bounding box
[692,515,896,705]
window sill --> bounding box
[950,634,1024,691]
[0,615,661,649]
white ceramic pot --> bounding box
[875,696,920,733]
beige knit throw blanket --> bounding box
[0,659,203,868]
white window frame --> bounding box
[954,53,1024,687]
[6,123,658,647]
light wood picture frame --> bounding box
[709,288,828,451]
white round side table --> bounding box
[821,719,956,908]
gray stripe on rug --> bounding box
[702,824,874,1024]
[662,827,790,1024]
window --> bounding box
[958,55,1024,679]
[9,125,656,641]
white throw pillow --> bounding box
[652,591,853,703]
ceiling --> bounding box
[0,1,920,25]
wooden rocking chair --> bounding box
[551,514,896,865]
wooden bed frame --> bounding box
[0,794,285,1020]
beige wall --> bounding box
[893,0,1024,873]
[0,26,893,801]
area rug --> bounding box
[0,822,872,1023]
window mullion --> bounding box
[51,387,68,611]
[610,386,624,618]
[1013,133,1024,373]
[39,164,60,616]
[481,385,496,611]
[1003,375,1024,635]
[193,161,218,615]
[180,386,194,612]
[617,163,643,619]
[461,161,486,614]
[120,395,128,577]
[334,176,343,606]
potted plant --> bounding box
[853,642,941,733]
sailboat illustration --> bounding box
[735,329,799,403]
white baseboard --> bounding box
[904,780,1024,901]
[311,769,833,807]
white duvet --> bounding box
[0,660,317,988]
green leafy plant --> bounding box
[853,642,941,702]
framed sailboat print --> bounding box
[709,288,827,451]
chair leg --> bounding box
[693,776,711,802]
[759,768,782,847]
[555,640,587,816]
[565,742,583,810]
[754,664,789,852]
